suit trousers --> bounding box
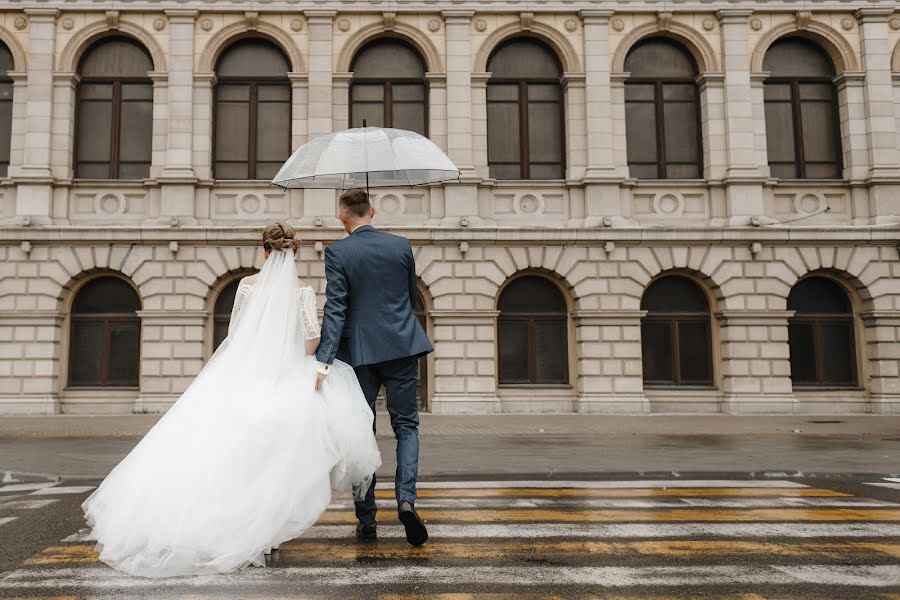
[352,354,420,526]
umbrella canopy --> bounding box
[271,126,460,190]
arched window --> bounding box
[75,37,153,179]
[487,39,564,180]
[214,39,291,180]
[212,279,241,351]
[641,275,713,386]
[0,42,13,177]
[68,277,141,387]
[350,39,427,135]
[624,38,702,179]
[498,276,568,385]
[763,38,841,179]
[788,277,857,387]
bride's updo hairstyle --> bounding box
[262,222,299,254]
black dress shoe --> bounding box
[355,522,377,542]
[398,501,428,546]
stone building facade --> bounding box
[1,1,899,416]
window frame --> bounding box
[640,310,714,387]
[73,46,153,180]
[486,40,566,181]
[763,74,843,180]
[0,44,12,178]
[67,278,141,389]
[212,40,292,181]
[624,65,703,180]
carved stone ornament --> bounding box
[474,19,487,32]
[382,12,396,30]
[657,12,673,32]
[245,11,259,30]
[611,18,625,32]
[891,16,900,31]
[153,17,166,31]
[105,10,119,28]
[565,19,577,32]
[338,19,351,32]
[200,18,213,31]
[840,17,854,31]
[702,17,715,31]
[749,17,763,31]
[290,18,303,31]
[520,12,534,31]
[13,16,27,30]
[428,18,440,32]
[795,11,812,31]
[61,17,74,30]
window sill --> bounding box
[64,386,140,392]
[499,384,573,389]
[643,384,718,391]
[792,386,865,392]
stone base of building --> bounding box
[0,394,60,416]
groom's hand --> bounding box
[315,372,327,391]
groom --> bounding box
[314,188,433,546]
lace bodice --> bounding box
[228,280,321,341]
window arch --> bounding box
[624,38,702,180]
[787,277,857,387]
[214,38,291,180]
[763,37,842,179]
[498,276,568,385]
[74,37,153,179]
[641,275,713,386]
[0,42,12,177]
[350,39,427,135]
[487,38,565,180]
[68,277,141,387]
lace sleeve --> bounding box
[228,281,250,335]
[300,287,322,341]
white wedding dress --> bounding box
[82,249,382,578]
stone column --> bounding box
[574,310,649,414]
[581,11,622,227]
[136,310,207,413]
[717,9,765,225]
[855,8,900,220]
[697,73,726,182]
[5,71,27,180]
[14,8,58,225]
[429,310,501,414]
[718,310,795,414]
[158,10,198,225]
[304,11,339,224]
[50,72,78,181]
[563,73,586,181]
[191,72,215,182]
[470,72,490,180]
[835,72,870,182]
[427,73,448,153]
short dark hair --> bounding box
[339,188,371,219]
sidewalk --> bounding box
[1,414,898,481]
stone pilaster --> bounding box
[718,310,795,414]
[136,310,207,413]
[304,11,339,224]
[835,72,870,182]
[427,73,448,154]
[580,10,616,179]
[563,73,586,181]
[860,310,900,414]
[574,310,649,414]
[855,8,900,220]
[50,72,78,180]
[429,310,501,414]
[470,72,490,180]
[717,9,765,224]
[14,9,58,225]
[191,72,215,182]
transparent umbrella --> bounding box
[271,125,460,192]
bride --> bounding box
[82,222,382,578]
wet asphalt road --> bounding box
[1,475,900,599]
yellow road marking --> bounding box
[28,541,900,565]
[370,488,851,499]
[317,507,900,524]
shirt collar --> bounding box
[350,223,373,235]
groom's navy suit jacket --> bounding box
[315,225,433,367]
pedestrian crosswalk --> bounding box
[0,482,95,528]
[2,478,900,598]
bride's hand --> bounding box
[315,372,327,392]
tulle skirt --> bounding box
[82,355,381,578]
